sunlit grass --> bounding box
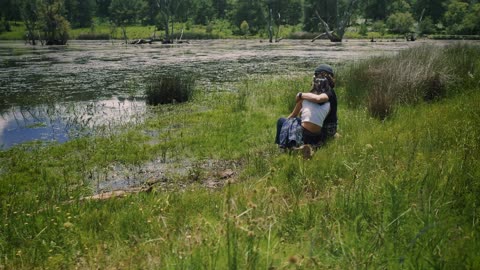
[1,45,479,269]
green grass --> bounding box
[1,45,479,269]
[0,22,26,40]
[340,43,480,119]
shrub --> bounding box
[367,85,395,120]
[371,21,386,36]
[341,44,479,119]
[145,73,196,105]
[359,23,368,36]
[418,17,436,36]
[240,20,249,36]
[386,12,415,34]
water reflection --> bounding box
[0,97,145,149]
[0,39,448,149]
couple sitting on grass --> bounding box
[275,64,338,158]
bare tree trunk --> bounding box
[178,28,184,42]
[170,18,174,40]
[122,26,128,44]
[311,0,359,42]
[311,31,333,42]
[164,14,170,42]
[314,12,341,42]
[275,12,282,42]
[268,8,273,43]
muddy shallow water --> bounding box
[0,39,457,149]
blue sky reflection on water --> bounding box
[0,113,69,148]
[0,98,145,149]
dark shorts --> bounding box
[303,122,337,146]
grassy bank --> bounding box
[0,21,302,41]
[0,21,423,42]
[1,44,479,269]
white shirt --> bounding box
[301,100,330,127]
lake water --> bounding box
[0,39,451,149]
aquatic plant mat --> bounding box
[1,43,479,269]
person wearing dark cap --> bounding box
[275,64,338,153]
[307,64,338,144]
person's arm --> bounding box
[288,95,302,118]
[299,92,329,103]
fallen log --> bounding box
[80,185,153,201]
[131,39,153,45]
[311,32,332,42]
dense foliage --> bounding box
[1,0,479,41]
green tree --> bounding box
[109,0,145,43]
[388,0,411,14]
[266,0,302,26]
[443,0,469,34]
[38,0,71,45]
[96,0,112,19]
[191,0,215,25]
[444,1,480,34]
[231,0,265,34]
[154,0,190,42]
[64,0,96,28]
[364,0,388,21]
[0,0,22,22]
[462,3,480,34]
[266,0,302,41]
[143,0,159,25]
[413,0,447,23]
[364,0,412,21]
[240,19,249,36]
[418,16,436,35]
[75,0,96,27]
[304,0,338,32]
[386,11,415,34]
[359,22,368,35]
[283,0,303,25]
[20,0,40,44]
[372,20,387,35]
[212,0,228,19]
[307,0,361,42]
[20,0,35,43]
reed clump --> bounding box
[145,73,196,105]
[342,43,480,119]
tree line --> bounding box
[0,0,479,44]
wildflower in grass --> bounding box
[63,222,74,229]
[268,186,277,194]
[288,255,298,264]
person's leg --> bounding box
[275,117,287,144]
[318,123,337,145]
[303,128,322,145]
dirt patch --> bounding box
[88,157,242,198]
